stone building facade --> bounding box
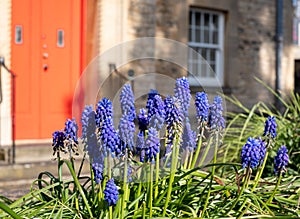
[96,0,296,111]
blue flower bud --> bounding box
[120,84,136,121]
[264,116,277,138]
[208,96,225,130]
[104,178,119,206]
[241,137,261,169]
[174,77,191,117]
[195,92,209,122]
[274,145,289,176]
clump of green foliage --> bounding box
[221,77,300,176]
[0,77,299,218]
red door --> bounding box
[11,0,82,139]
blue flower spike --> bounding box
[119,114,135,151]
[64,118,78,144]
[144,127,160,163]
[120,84,136,121]
[92,156,104,184]
[138,108,149,133]
[182,119,197,152]
[264,116,277,139]
[241,137,261,169]
[146,90,165,130]
[52,131,66,155]
[274,145,289,176]
[195,92,209,123]
[208,96,225,130]
[104,178,119,206]
[174,77,191,117]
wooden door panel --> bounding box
[40,0,81,138]
[12,0,40,139]
[12,0,82,139]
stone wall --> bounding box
[129,0,294,110]
[235,0,294,108]
[99,0,295,111]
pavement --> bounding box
[0,141,90,200]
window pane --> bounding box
[207,67,215,78]
[210,64,216,73]
[195,12,201,26]
[206,48,211,63]
[196,29,201,42]
[204,13,210,27]
[201,48,207,60]
[193,62,199,76]
[213,31,218,44]
[201,62,207,77]
[210,49,216,62]
[188,8,224,84]
[204,29,209,43]
[212,15,218,30]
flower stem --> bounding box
[201,132,219,217]
[109,206,113,219]
[267,172,282,204]
[154,153,159,199]
[198,136,213,167]
[134,182,142,218]
[142,201,146,219]
[162,131,181,216]
[121,151,128,219]
[238,142,271,214]
[183,150,189,170]
[149,164,154,217]
[191,125,204,169]
[226,166,251,215]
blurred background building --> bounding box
[0,0,299,163]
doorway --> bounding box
[11,0,83,139]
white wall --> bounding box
[0,0,12,146]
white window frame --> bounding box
[188,8,224,87]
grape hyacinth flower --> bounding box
[195,92,209,123]
[164,96,183,155]
[264,116,277,138]
[164,96,183,128]
[174,77,191,117]
[64,119,79,157]
[138,108,149,133]
[136,132,145,161]
[143,127,160,163]
[100,118,122,157]
[119,114,135,151]
[257,137,267,166]
[120,84,136,121]
[92,155,104,184]
[95,98,113,128]
[104,178,119,206]
[52,131,66,155]
[81,105,95,143]
[241,137,261,169]
[146,89,159,113]
[182,119,197,152]
[146,90,165,130]
[208,96,225,130]
[127,164,133,183]
[64,118,78,144]
[274,145,289,176]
